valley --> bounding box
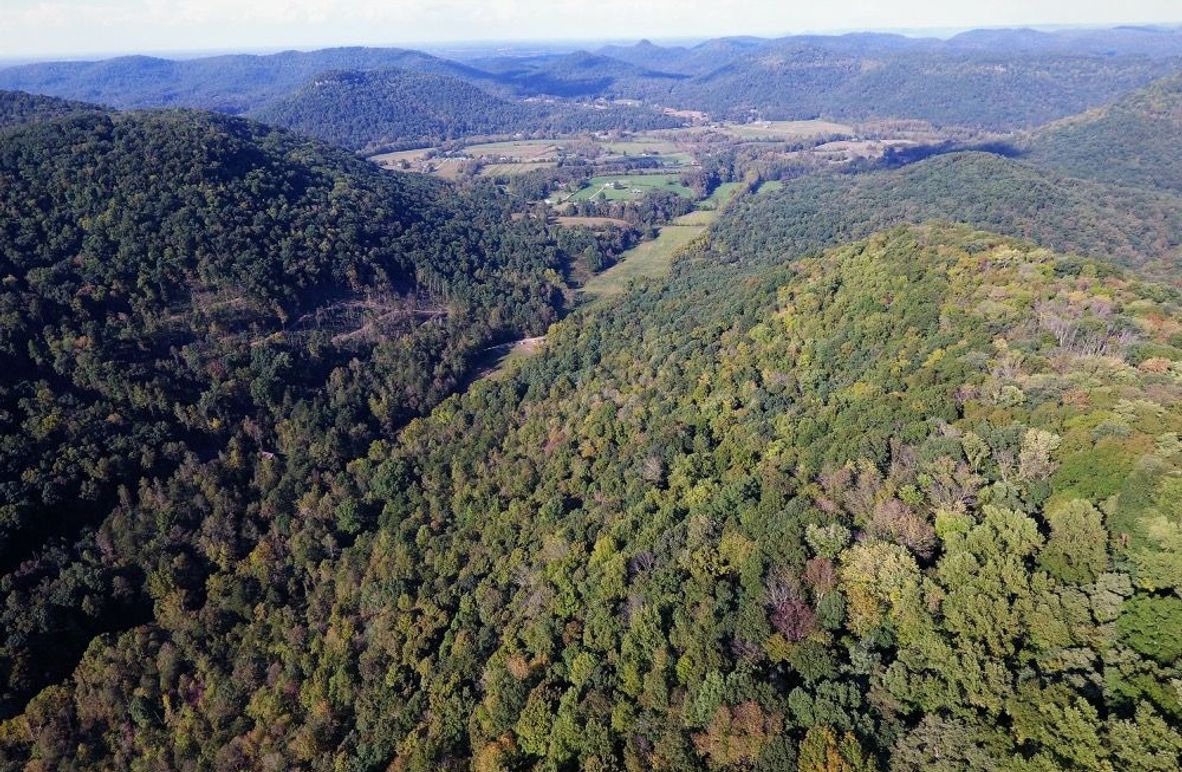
[1,20,1182,772]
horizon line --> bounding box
[3,19,1181,67]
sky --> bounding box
[1,0,1181,59]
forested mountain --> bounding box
[467,44,1179,129]
[7,223,1180,769]
[0,107,593,723]
[500,50,687,98]
[646,51,1178,128]
[600,26,1182,72]
[252,69,535,150]
[946,24,1182,56]
[581,29,1182,128]
[1025,71,1182,193]
[4,30,1181,131]
[252,68,682,152]
[714,152,1182,276]
[0,90,99,130]
[0,47,504,114]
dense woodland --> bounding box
[0,107,586,725]
[1025,72,1182,194]
[1,24,1182,772]
[252,69,682,153]
[5,224,1181,769]
[713,152,1182,276]
[0,92,99,131]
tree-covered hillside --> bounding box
[0,90,99,131]
[3,26,1182,771]
[6,224,1180,769]
[0,108,588,721]
[0,48,506,114]
[511,44,1179,130]
[1025,71,1182,194]
[252,68,682,152]
[713,152,1182,277]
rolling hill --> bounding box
[0,90,100,130]
[1025,71,1182,194]
[251,68,538,150]
[0,47,506,114]
[712,151,1182,276]
[502,50,687,98]
[252,68,683,151]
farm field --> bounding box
[555,216,634,229]
[699,181,744,209]
[723,119,854,141]
[463,139,565,160]
[581,223,705,297]
[670,209,719,226]
[597,151,695,168]
[480,161,556,176]
[370,148,433,169]
[567,173,694,202]
[599,136,683,155]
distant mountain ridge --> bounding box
[0,47,506,113]
[3,27,1182,131]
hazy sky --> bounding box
[2,0,1181,59]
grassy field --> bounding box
[475,336,546,381]
[480,161,556,176]
[596,152,695,168]
[463,139,565,160]
[370,148,433,169]
[670,209,719,226]
[600,136,682,155]
[756,180,785,195]
[699,181,744,210]
[556,216,634,229]
[568,174,694,202]
[582,224,705,297]
[724,119,853,141]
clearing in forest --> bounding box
[581,223,705,297]
[567,173,694,202]
[723,119,853,141]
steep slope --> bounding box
[252,68,683,151]
[713,152,1182,276]
[0,108,580,719]
[0,47,506,114]
[0,90,100,130]
[1025,71,1182,194]
[9,225,1181,769]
